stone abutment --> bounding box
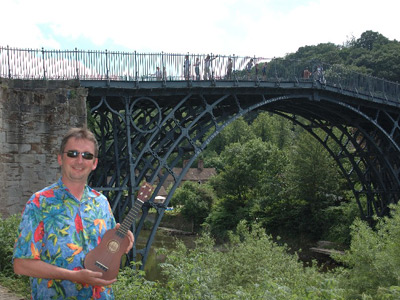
[0,79,87,217]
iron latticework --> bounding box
[83,79,400,268]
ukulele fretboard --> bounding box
[117,199,144,237]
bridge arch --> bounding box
[84,80,400,268]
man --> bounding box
[303,68,312,79]
[246,58,254,80]
[203,54,218,80]
[183,55,191,80]
[13,127,134,299]
[226,57,232,80]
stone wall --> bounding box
[0,79,88,217]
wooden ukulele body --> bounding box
[84,227,131,280]
[84,181,154,280]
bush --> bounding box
[160,221,345,299]
[0,214,20,275]
[0,214,30,298]
[334,202,400,299]
[113,262,162,299]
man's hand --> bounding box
[14,258,116,286]
[114,223,134,254]
[73,268,117,286]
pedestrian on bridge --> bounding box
[184,55,191,80]
[155,66,162,80]
[246,58,254,80]
[13,127,134,300]
[226,57,233,80]
[194,57,201,80]
[203,54,218,80]
[314,65,326,84]
[303,68,312,79]
[262,62,268,80]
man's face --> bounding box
[57,137,98,185]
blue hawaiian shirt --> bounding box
[13,178,116,300]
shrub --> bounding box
[0,214,20,275]
[334,202,400,299]
[0,214,30,297]
[160,221,345,299]
[113,262,162,299]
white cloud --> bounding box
[1,0,399,57]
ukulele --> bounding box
[84,182,154,280]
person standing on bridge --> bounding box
[246,58,254,80]
[155,66,162,80]
[315,65,326,84]
[303,68,312,80]
[262,62,268,80]
[203,54,218,80]
[194,57,201,80]
[13,127,134,300]
[184,55,191,80]
[226,57,233,80]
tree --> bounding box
[206,138,287,238]
[282,128,346,238]
[334,202,400,299]
[353,30,389,51]
[250,112,293,149]
[171,181,215,232]
[205,116,255,155]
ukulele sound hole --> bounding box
[107,240,120,253]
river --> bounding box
[135,227,197,282]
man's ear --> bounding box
[91,158,98,171]
[57,154,62,166]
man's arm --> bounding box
[13,258,117,286]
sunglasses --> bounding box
[64,150,95,160]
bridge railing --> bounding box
[1,46,399,103]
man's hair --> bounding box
[59,127,99,157]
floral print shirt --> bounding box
[13,178,116,300]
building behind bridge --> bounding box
[155,160,216,199]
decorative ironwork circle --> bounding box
[130,97,162,134]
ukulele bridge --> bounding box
[95,261,109,272]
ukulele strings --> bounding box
[117,199,144,237]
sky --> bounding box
[1,0,399,59]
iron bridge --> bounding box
[82,77,400,269]
[2,47,400,269]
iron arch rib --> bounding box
[86,82,400,269]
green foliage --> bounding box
[284,30,400,82]
[206,138,287,238]
[322,193,360,245]
[160,221,345,299]
[280,129,346,238]
[205,117,256,155]
[287,42,343,65]
[170,181,215,231]
[352,30,390,50]
[113,262,162,299]
[0,214,20,275]
[0,214,30,298]
[250,112,293,149]
[334,202,400,299]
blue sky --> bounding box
[2,0,399,58]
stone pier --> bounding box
[0,79,87,217]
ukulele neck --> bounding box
[116,198,144,238]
